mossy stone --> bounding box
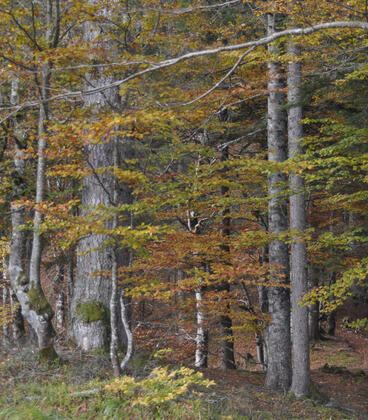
[309,381,329,404]
[28,286,53,317]
[76,301,109,324]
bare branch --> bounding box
[0,21,367,114]
[123,0,242,15]
[175,47,255,107]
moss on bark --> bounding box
[28,286,53,317]
[17,273,28,286]
[76,301,109,324]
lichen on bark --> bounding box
[76,301,110,324]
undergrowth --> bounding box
[0,346,360,420]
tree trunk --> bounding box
[257,244,269,371]
[8,76,57,360]
[195,286,208,368]
[308,267,320,341]
[71,12,132,351]
[110,136,121,377]
[288,38,310,397]
[55,290,65,332]
[110,247,121,377]
[10,291,25,345]
[219,146,236,370]
[120,288,134,371]
[265,13,292,391]
[327,311,336,336]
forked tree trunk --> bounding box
[8,76,57,360]
[265,13,292,391]
[288,37,310,397]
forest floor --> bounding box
[0,319,368,419]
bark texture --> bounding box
[71,15,132,351]
[288,40,310,397]
[195,286,208,368]
[265,13,292,391]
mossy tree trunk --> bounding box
[8,74,57,360]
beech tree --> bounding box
[0,2,367,395]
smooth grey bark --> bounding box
[110,247,120,376]
[288,39,310,397]
[119,288,134,371]
[8,77,56,359]
[71,13,132,351]
[265,13,292,391]
[308,266,320,341]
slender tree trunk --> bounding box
[195,286,208,368]
[110,136,121,377]
[219,146,236,370]
[120,289,134,371]
[55,290,65,332]
[327,272,337,336]
[110,247,121,376]
[265,13,292,391]
[308,266,320,341]
[288,38,310,397]
[28,55,56,355]
[327,311,336,336]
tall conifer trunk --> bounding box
[265,13,292,391]
[288,38,310,397]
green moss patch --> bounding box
[17,273,28,286]
[27,286,53,317]
[76,301,109,324]
[39,346,59,363]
